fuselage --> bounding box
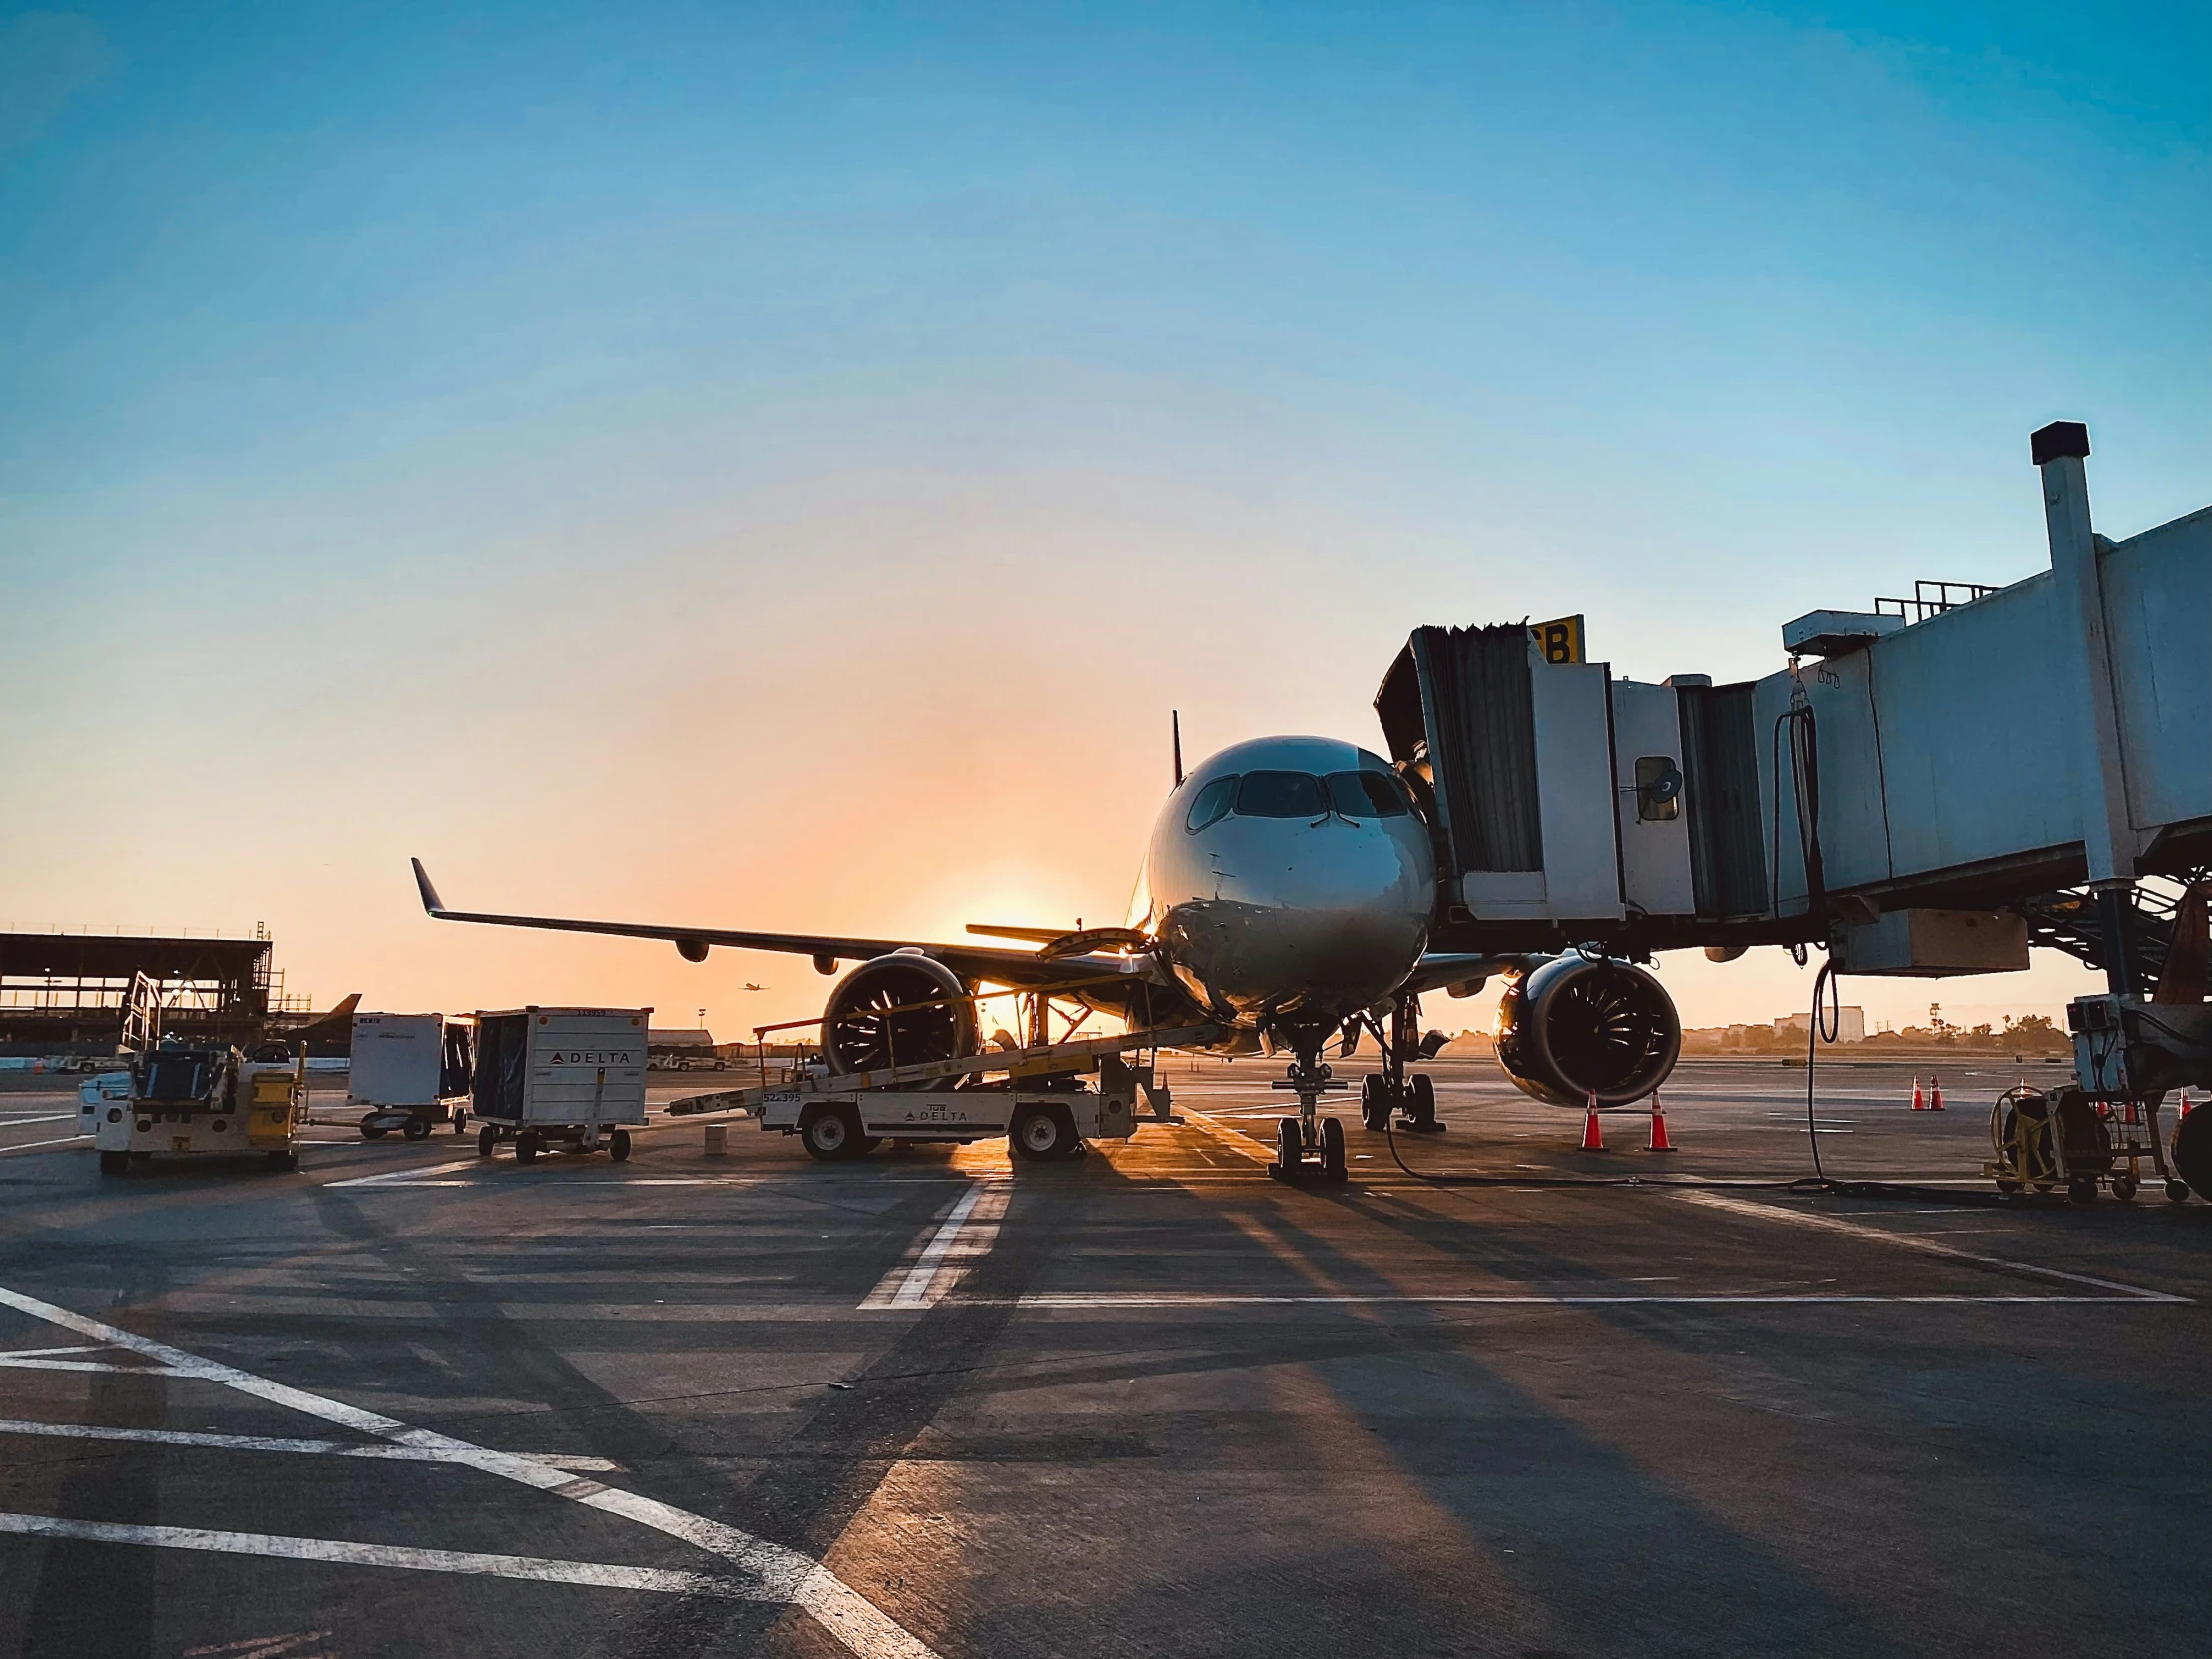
[1131,736,1436,1039]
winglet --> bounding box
[410,858,449,918]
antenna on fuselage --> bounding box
[1171,710,1184,787]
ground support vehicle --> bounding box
[697,1026,1209,1163]
[1985,1082,2183,1204]
[350,1012,475,1140]
[94,1044,304,1175]
[469,1007,649,1165]
[1981,991,2212,1204]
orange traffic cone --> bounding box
[1929,1076,1945,1112]
[1910,1076,1925,1111]
[2124,1098,2141,1125]
[1580,1091,1605,1151]
[1646,1091,1673,1152]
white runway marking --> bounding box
[0,1419,617,1470]
[861,1181,1011,1309]
[0,1356,183,1375]
[324,1159,479,1189]
[0,1113,81,1126]
[1679,1192,2186,1301]
[0,1282,939,1659]
[0,1512,750,1597]
[0,1135,91,1157]
[1017,1291,2170,1308]
[338,1175,754,1191]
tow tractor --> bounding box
[676,1024,1213,1162]
[96,1040,304,1175]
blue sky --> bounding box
[2,2,2205,1031]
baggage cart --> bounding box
[349,1012,475,1141]
[470,1007,650,1164]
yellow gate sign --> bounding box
[1531,614,1585,664]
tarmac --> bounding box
[2,1052,2208,1658]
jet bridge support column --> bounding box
[2034,419,2139,996]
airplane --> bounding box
[410,731,1682,1179]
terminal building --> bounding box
[0,929,354,1059]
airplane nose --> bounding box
[1169,843,1432,1018]
[1269,900,1428,1001]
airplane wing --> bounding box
[410,859,1150,990]
[965,923,1067,944]
[1399,952,1521,997]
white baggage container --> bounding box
[471,1007,649,1165]
[348,1012,474,1141]
[348,1013,444,1108]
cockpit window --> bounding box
[1184,775,1238,832]
[1326,770,1412,819]
[1234,771,1327,819]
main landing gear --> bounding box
[1354,996,1441,1135]
[1271,1047,1350,1184]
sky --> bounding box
[2,1,2206,1041]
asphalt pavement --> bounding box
[2,1054,2207,1658]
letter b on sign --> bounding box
[1532,614,1585,665]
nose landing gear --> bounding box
[1271,1048,1349,1183]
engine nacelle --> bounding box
[822,951,977,1077]
[1494,954,1681,1108]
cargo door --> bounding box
[471,1015,529,1121]
[440,1023,474,1099]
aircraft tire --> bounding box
[1320,1116,1347,1182]
[2172,1107,2212,1200]
[1275,1117,1304,1179]
[1407,1074,1439,1131]
[1359,1075,1388,1131]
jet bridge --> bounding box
[1386,421,2210,971]
[1383,422,2212,1192]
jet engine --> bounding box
[822,952,977,1077]
[1493,954,1681,1108]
